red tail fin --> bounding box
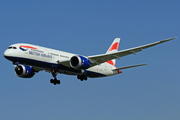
[106,38,120,66]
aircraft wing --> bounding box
[88,37,176,66]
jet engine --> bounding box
[15,65,35,78]
[70,55,91,69]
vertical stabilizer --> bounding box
[106,38,120,66]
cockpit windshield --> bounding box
[8,46,17,49]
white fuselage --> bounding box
[4,43,119,78]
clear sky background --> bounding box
[0,0,180,120]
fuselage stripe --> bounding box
[19,45,37,49]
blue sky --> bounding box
[0,0,180,120]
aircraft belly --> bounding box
[86,71,107,78]
[6,56,82,74]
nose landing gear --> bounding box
[50,78,60,85]
[50,70,60,85]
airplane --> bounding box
[4,37,176,85]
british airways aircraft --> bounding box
[4,37,176,85]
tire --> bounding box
[57,80,60,84]
[50,79,53,83]
[77,75,80,79]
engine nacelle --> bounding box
[70,55,91,69]
[15,65,35,78]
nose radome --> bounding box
[4,49,12,58]
[4,50,8,57]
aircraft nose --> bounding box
[4,49,12,59]
[4,50,8,58]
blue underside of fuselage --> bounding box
[5,56,106,78]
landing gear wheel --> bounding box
[50,79,53,83]
[53,82,57,85]
[84,76,87,81]
[78,75,88,81]
[50,79,61,85]
[77,75,80,79]
[50,70,61,85]
[57,80,60,84]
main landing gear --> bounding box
[77,75,87,81]
[50,70,60,85]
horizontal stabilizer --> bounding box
[112,64,147,71]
